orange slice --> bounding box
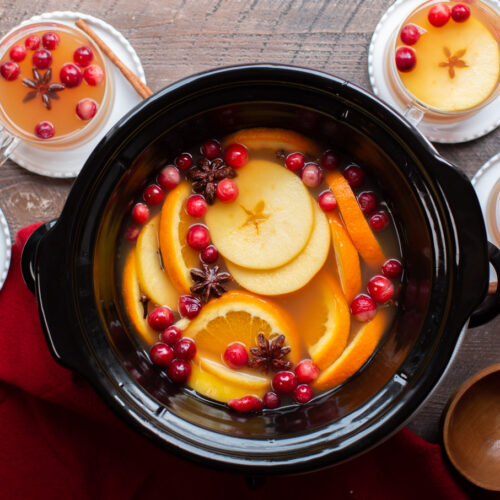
[159,181,199,294]
[326,171,385,267]
[314,309,389,391]
[222,128,321,156]
[327,211,361,303]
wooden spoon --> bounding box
[443,364,500,491]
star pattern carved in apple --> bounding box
[240,200,270,234]
[439,47,468,79]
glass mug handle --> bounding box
[403,105,425,128]
[0,125,20,167]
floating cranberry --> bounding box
[382,258,403,279]
[428,3,451,27]
[161,325,182,346]
[294,384,313,404]
[0,61,19,81]
[125,225,140,242]
[76,99,98,120]
[32,49,52,69]
[344,164,364,188]
[285,152,305,172]
[149,343,174,367]
[216,178,239,202]
[295,360,320,384]
[175,153,193,170]
[186,194,207,218]
[301,163,323,187]
[367,275,395,304]
[369,210,390,231]
[263,391,281,409]
[223,342,248,369]
[143,184,164,205]
[9,44,26,62]
[200,139,221,159]
[357,191,377,214]
[158,165,181,190]
[321,149,340,170]
[131,202,149,225]
[228,395,263,412]
[168,359,192,384]
[25,35,40,50]
[451,3,470,22]
[174,337,197,361]
[73,46,94,67]
[318,191,337,212]
[186,224,210,250]
[400,24,420,45]
[179,295,202,319]
[224,143,248,169]
[60,63,83,88]
[83,64,104,86]
[350,294,377,322]
[42,32,60,50]
[395,47,417,72]
[34,121,55,139]
[148,306,174,331]
[272,371,298,395]
[200,245,219,264]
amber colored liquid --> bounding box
[0,25,106,142]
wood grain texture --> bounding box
[0,0,499,444]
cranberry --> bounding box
[382,258,403,279]
[83,64,104,86]
[175,153,192,170]
[216,178,238,202]
[367,275,395,304]
[186,194,207,218]
[158,165,181,190]
[224,143,248,169]
[344,164,364,188]
[350,294,377,322]
[76,99,98,120]
[294,384,313,404]
[0,61,19,81]
[34,121,55,139]
[321,149,340,170]
[32,49,52,69]
[179,295,202,319]
[186,224,210,250]
[228,395,263,412]
[318,191,337,212]
[73,46,94,67]
[174,337,197,361]
[143,184,164,205]
[125,225,140,242]
[9,44,26,62]
[428,3,451,27]
[160,325,182,346]
[451,3,470,22]
[223,342,248,369]
[168,359,192,383]
[200,139,221,159]
[369,210,390,231]
[395,47,417,72]
[25,35,40,50]
[295,360,320,384]
[301,163,323,187]
[60,63,82,88]
[272,371,298,395]
[150,343,174,367]
[285,152,305,172]
[400,24,420,45]
[148,306,174,331]
[263,391,280,409]
[131,202,150,224]
[200,245,219,263]
[42,32,60,50]
[357,191,377,214]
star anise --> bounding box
[186,157,236,204]
[190,263,232,303]
[248,333,292,373]
[438,47,468,79]
[22,68,65,110]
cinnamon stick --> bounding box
[75,19,153,99]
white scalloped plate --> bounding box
[0,207,11,292]
[6,11,146,177]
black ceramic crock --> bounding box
[22,64,500,475]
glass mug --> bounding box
[386,0,500,126]
[487,178,500,247]
[0,21,113,166]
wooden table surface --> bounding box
[0,0,499,445]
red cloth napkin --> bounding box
[0,224,470,500]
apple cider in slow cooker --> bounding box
[118,128,403,412]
